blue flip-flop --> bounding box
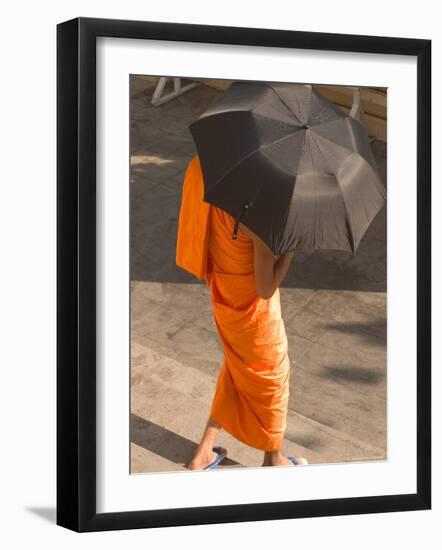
[288,456,300,465]
[203,448,226,470]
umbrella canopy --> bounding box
[188,80,386,256]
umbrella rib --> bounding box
[310,124,356,156]
[264,82,307,125]
[209,128,306,193]
[251,109,298,128]
[308,128,348,174]
[308,131,356,251]
[334,176,355,253]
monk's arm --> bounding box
[254,242,294,298]
[272,251,295,290]
[240,223,294,299]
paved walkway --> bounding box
[130,76,387,472]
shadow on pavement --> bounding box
[130,414,239,468]
[321,320,386,346]
[319,365,385,385]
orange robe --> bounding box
[176,154,291,452]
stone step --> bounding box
[131,341,384,473]
[131,442,186,473]
[284,410,385,464]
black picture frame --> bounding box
[57,16,431,532]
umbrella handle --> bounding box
[232,203,249,240]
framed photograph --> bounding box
[57,17,431,532]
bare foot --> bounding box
[186,446,227,470]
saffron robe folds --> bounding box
[176,155,291,452]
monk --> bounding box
[175,154,308,469]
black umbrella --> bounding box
[188,80,386,256]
